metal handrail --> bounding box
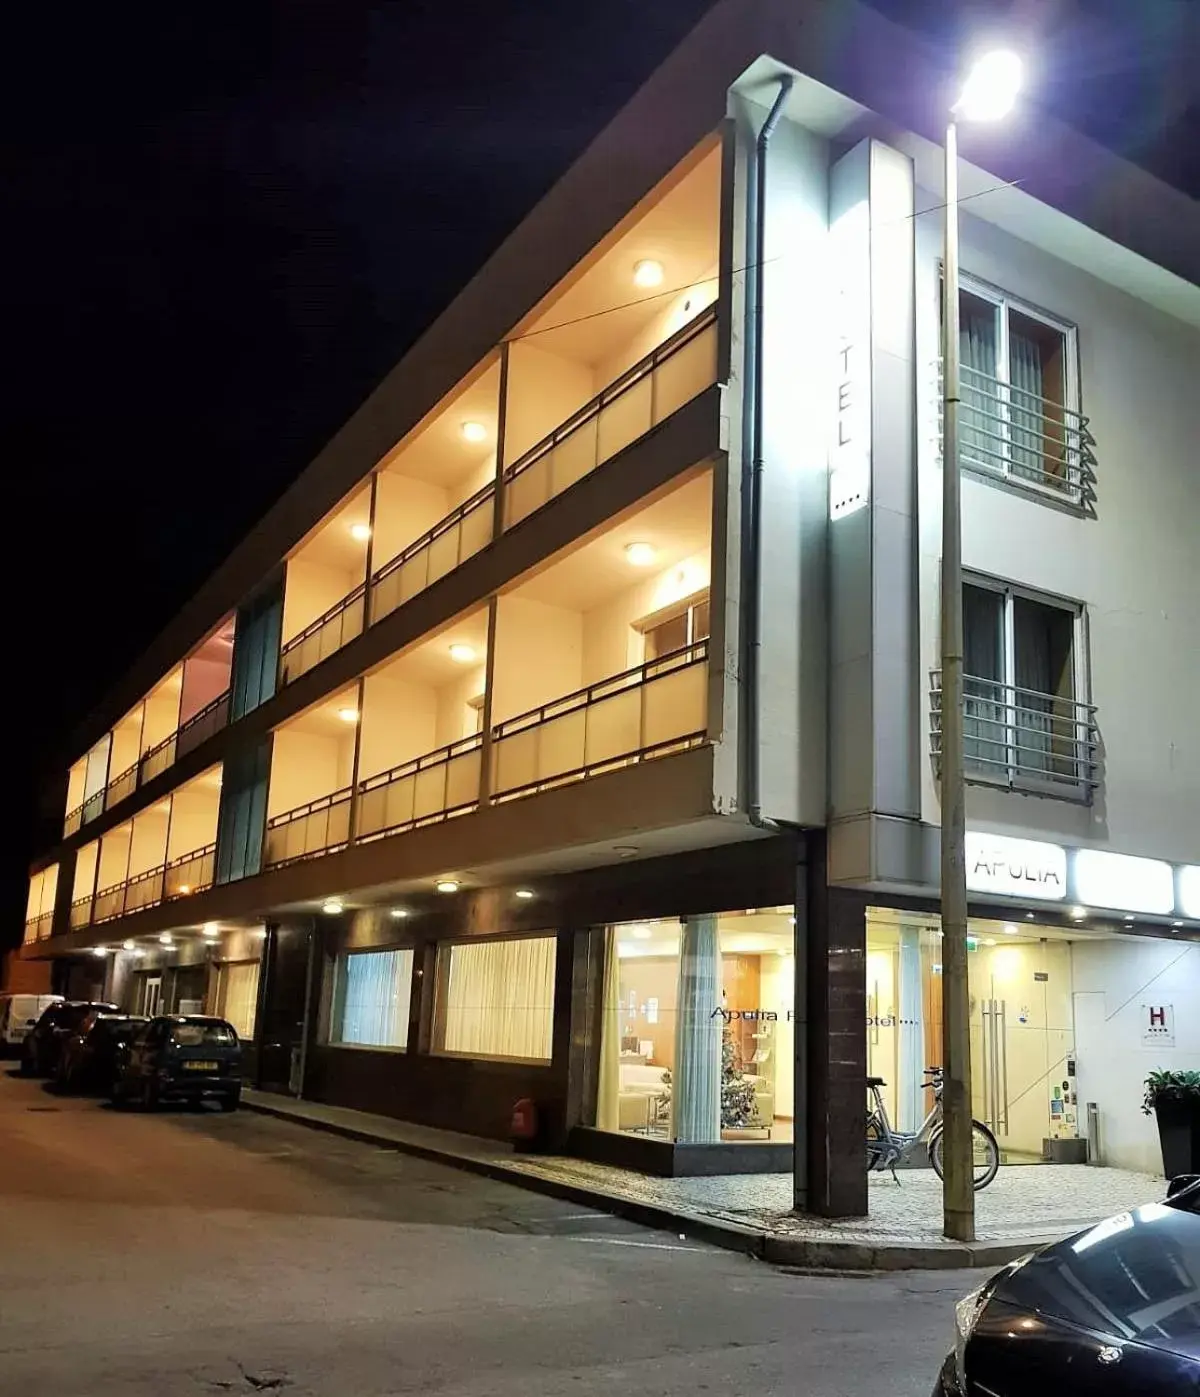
[930,669,1101,795]
[371,484,496,586]
[179,687,231,738]
[165,840,216,873]
[103,760,139,808]
[280,584,367,658]
[936,359,1097,501]
[503,303,718,487]
[492,638,708,739]
[266,784,354,830]
[64,802,84,834]
[358,732,483,793]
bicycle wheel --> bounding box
[929,1120,1000,1191]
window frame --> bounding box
[958,571,1094,800]
[948,271,1085,508]
[636,588,711,666]
[327,944,416,1054]
[430,931,558,1066]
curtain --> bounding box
[897,927,925,1133]
[219,961,261,1040]
[1008,328,1046,483]
[440,937,555,1061]
[670,915,720,1143]
[337,949,412,1049]
[595,928,622,1131]
[959,298,998,468]
[962,585,1004,774]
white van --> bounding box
[0,994,63,1051]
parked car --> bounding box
[55,1013,148,1093]
[0,993,62,1053]
[112,1015,242,1111]
[20,1001,118,1076]
[936,1173,1200,1395]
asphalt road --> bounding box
[0,1066,980,1396]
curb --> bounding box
[242,1095,1047,1272]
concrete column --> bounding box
[671,914,721,1143]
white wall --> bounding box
[166,783,220,860]
[1072,937,1200,1176]
[268,728,356,817]
[914,199,1200,862]
[435,665,487,747]
[594,275,719,389]
[373,473,453,570]
[581,551,711,685]
[492,596,583,722]
[282,558,359,643]
[503,343,595,465]
[358,675,437,779]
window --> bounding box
[215,961,260,1040]
[952,279,1086,502]
[642,592,710,665]
[215,741,270,884]
[433,936,556,1062]
[331,948,413,1050]
[958,579,1095,794]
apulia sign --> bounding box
[965,832,1067,901]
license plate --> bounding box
[184,1061,219,1072]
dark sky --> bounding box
[5,0,1196,941]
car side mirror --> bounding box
[1167,1174,1199,1198]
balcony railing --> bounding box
[104,761,138,812]
[356,734,483,842]
[937,361,1097,506]
[164,842,216,899]
[930,670,1101,800]
[23,912,52,943]
[92,880,127,924]
[176,689,231,760]
[491,640,709,801]
[279,586,366,687]
[70,895,93,930]
[64,803,83,838]
[81,790,105,826]
[139,731,177,786]
[370,484,495,625]
[264,787,353,869]
[503,303,718,529]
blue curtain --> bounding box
[1008,329,1046,483]
[671,915,721,1143]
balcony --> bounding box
[492,640,709,801]
[279,587,365,687]
[930,670,1101,800]
[355,735,483,842]
[503,305,718,529]
[370,486,494,624]
[937,360,1097,506]
[263,688,359,869]
[264,787,353,869]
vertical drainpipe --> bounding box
[744,73,794,827]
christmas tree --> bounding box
[660,1024,758,1129]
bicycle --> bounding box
[866,1066,1000,1190]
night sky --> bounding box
[6,0,1196,942]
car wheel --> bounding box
[141,1079,159,1112]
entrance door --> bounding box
[968,936,1074,1162]
[142,976,163,1017]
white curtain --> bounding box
[219,961,260,1040]
[595,928,622,1131]
[1008,328,1045,482]
[337,949,413,1049]
[670,915,721,1143]
[440,936,555,1061]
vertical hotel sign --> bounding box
[829,199,871,519]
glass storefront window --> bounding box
[595,908,794,1143]
[215,960,260,1041]
[432,935,556,1062]
[331,948,413,1050]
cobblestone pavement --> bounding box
[504,1156,1163,1246]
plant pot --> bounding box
[1154,1097,1200,1179]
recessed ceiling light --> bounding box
[460,421,487,443]
[633,259,664,288]
[177,884,192,895]
[322,899,344,915]
[1173,921,1184,929]
[448,643,476,664]
[389,908,409,919]
[1025,912,1035,920]
[624,541,657,567]
[1123,914,1134,922]
[92,946,109,958]
[122,939,136,951]
[1070,906,1087,921]
[515,889,535,901]
[159,933,174,946]
[202,922,219,936]
[436,880,460,894]
[350,523,371,542]
[337,706,359,723]
[1003,924,1018,936]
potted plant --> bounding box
[1143,1070,1200,1178]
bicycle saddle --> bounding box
[866,1076,887,1087]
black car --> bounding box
[20,1001,119,1076]
[937,1174,1200,1395]
[56,1012,149,1093]
[112,1015,242,1111]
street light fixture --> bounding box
[940,49,1022,1245]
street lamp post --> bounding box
[940,50,1023,1244]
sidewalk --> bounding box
[243,1089,1161,1271]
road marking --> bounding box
[562,1236,709,1252]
